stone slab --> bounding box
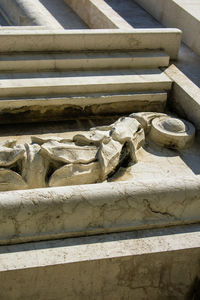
[0,0,63,28]
[0,225,200,299]
[104,0,164,29]
[36,0,89,29]
[0,29,181,59]
[173,0,200,22]
[0,25,50,30]
[65,0,133,29]
[165,64,200,129]
[0,177,200,245]
[175,43,200,88]
[0,69,172,97]
[0,91,167,123]
[0,50,169,72]
[135,0,200,55]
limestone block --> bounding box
[0,92,167,123]
[65,0,133,29]
[0,29,181,59]
[0,68,172,98]
[0,225,199,299]
[0,0,63,27]
[135,0,200,55]
[0,51,169,72]
[0,177,200,245]
[165,64,200,130]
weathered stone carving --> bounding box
[149,115,195,149]
[0,113,195,191]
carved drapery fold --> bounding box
[0,113,195,191]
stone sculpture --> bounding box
[0,112,195,191]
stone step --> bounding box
[0,69,172,98]
[0,91,167,123]
[0,29,182,59]
[0,51,169,72]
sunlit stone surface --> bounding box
[0,0,199,299]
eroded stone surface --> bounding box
[150,115,195,149]
[0,112,196,191]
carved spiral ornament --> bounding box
[149,116,195,149]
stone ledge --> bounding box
[0,29,182,59]
[0,225,199,299]
[65,0,133,29]
[0,69,172,97]
[135,0,200,55]
[0,92,167,123]
[165,64,200,129]
[0,50,169,72]
[0,176,200,245]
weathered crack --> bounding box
[144,199,175,218]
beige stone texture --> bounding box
[0,68,172,98]
[149,116,195,149]
[0,92,167,123]
[0,29,181,59]
[0,50,169,72]
[35,0,89,29]
[135,0,200,55]
[65,0,133,29]
[0,0,63,28]
[165,64,200,129]
[0,176,200,245]
[175,43,200,88]
[0,112,196,193]
[0,2,198,298]
[0,225,200,299]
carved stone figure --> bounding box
[0,112,195,191]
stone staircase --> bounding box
[0,74,170,122]
[0,68,171,97]
[0,49,171,122]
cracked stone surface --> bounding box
[0,112,199,245]
[0,176,200,245]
